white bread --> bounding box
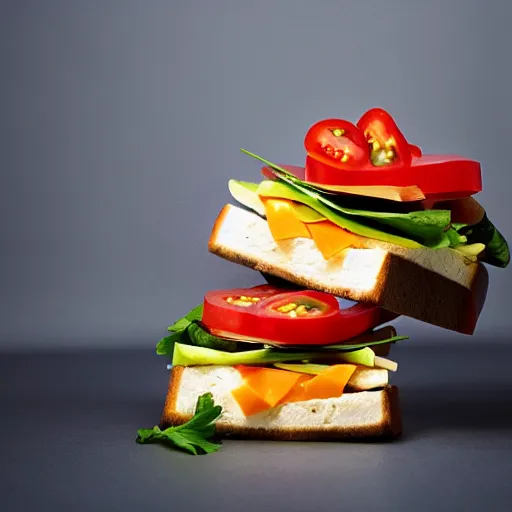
[208,204,489,334]
[160,365,401,440]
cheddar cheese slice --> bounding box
[306,220,365,259]
[262,198,312,241]
[232,365,358,416]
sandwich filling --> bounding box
[157,286,406,419]
[229,154,509,268]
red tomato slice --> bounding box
[304,155,482,201]
[297,109,482,201]
[356,108,413,168]
[408,144,423,158]
[304,119,371,170]
[201,285,397,346]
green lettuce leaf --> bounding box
[456,214,510,268]
[157,305,253,356]
[157,303,205,356]
[167,304,203,332]
[187,322,240,353]
[156,331,185,356]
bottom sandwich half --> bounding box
[160,365,402,441]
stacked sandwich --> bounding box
[149,108,509,447]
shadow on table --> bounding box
[400,385,512,438]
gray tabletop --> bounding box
[2,340,512,512]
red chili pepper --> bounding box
[201,285,396,346]
[304,119,371,170]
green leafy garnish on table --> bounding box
[136,393,223,455]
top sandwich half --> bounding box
[207,109,510,335]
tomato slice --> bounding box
[408,144,423,158]
[304,119,371,170]
[201,285,397,346]
[299,108,481,201]
[303,155,482,201]
[356,108,413,168]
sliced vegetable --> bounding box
[339,347,398,371]
[172,343,274,366]
[304,118,370,170]
[297,108,483,201]
[357,108,413,168]
[274,363,333,375]
[201,285,396,346]
[228,179,266,216]
[157,301,407,359]
[171,343,398,370]
[290,202,326,223]
[453,243,486,259]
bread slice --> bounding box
[160,365,401,440]
[208,204,489,334]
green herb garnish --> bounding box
[136,393,222,455]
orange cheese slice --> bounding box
[306,220,366,259]
[277,374,313,404]
[262,198,312,241]
[232,365,357,416]
[233,365,304,408]
[231,384,270,416]
[262,197,366,259]
[301,364,357,400]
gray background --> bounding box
[2,0,511,350]
[3,4,512,511]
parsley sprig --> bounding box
[136,393,223,455]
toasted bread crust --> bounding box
[160,366,402,440]
[208,204,489,334]
[208,204,232,254]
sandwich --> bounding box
[158,285,404,442]
[137,108,509,454]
